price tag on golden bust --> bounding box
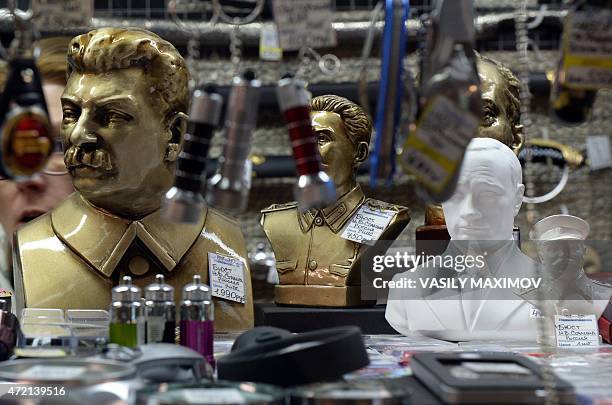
[272,0,337,51]
[401,95,479,194]
[561,10,612,90]
[208,253,246,304]
[340,206,395,245]
[554,314,599,348]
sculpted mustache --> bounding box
[64,146,114,172]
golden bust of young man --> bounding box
[13,28,253,331]
[261,95,410,307]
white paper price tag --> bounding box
[272,0,337,51]
[208,253,246,304]
[260,24,283,61]
[562,10,612,90]
[341,206,395,245]
[529,304,542,318]
[554,314,600,348]
[586,135,612,170]
[32,0,93,28]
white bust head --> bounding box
[442,138,524,241]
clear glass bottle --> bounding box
[144,274,176,344]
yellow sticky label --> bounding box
[561,10,612,90]
[260,24,283,61]
[400,96,478,194]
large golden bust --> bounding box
[261,95,410,307]
[12,28,253,331]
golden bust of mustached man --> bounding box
[13,28,253,332]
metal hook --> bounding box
[318,54,341,75]
[212,0,265,26]
[526,4,547,30]
[298,47,342,78]
[168,0,217,35]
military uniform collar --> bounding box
[51,193,207,278]
[298,185,366,234]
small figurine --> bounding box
[261,95,410,307]
[387,138,540,341]
[13,28,253,332]
[523,214,611,318]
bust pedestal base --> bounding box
[274,285,374,307]
[254,302,397,334]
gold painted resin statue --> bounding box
[261,95,410,307]
[13,28,253,331]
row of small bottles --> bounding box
[109,274,214,366]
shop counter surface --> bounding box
[214,333,612,403]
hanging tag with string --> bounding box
[272,0,336,51]
[399,0,480,202]
[260,24,282,62]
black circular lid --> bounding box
[217,326,369,387]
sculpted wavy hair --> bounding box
[311,95,373,146]
[479,56,520,128]
[66,27,189,117]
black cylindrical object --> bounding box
[162,85,223,223]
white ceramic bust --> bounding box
[386,138,540,341]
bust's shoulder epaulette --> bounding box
[517,286,538,296]
[208,206,240,226]
[261,202,298,214]
[363,198,410,215]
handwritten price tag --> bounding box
[208,253,246,304]
[272,0,337,51]
[554,314,600,348]
[341,206,394,245]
